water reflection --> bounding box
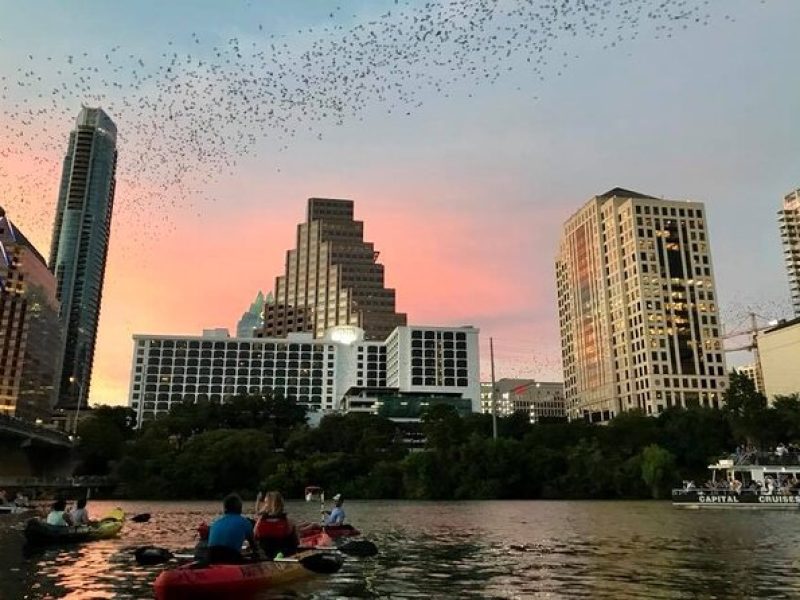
[2,500,800,599]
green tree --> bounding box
[74,405,137,475]
[169,429,273,498]
[640,444,676,499]
[724,371,769,444]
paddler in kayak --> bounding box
[46,499,74,526]
[323,494,346,526]
[207,493,261,564]
[254,491,299,559]
[69,497,91,525]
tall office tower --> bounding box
[236,291,267,337]
[48,107,118,409]
[556,188,728,423]
[779,188,800,316]
[0,208,62,421]
[267,198,406,340]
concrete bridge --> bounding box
[0,413,76,481]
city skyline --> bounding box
[1,1,798,406]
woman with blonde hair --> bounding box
[253,491,299,559]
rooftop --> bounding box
[597,187,660,200]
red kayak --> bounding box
[298,523,360,548]
[153,551,339,600]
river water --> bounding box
[1,499,799,599]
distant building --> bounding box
[236,291,267,337]
[49,107,118,409]
[342,390,473,421]
[259,302,312,338]
[0,207,62,421]
[480,378,565,423]
[264,198,406,341]
[735,363,764,395]
[556,188,727,423]
[757,317,800,402]
[779,188,800,316]
[480,379,536,415]
[128,324,479,427]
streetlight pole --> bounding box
[70,375,84,436]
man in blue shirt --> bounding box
[324,494,346,526]
[208,493,259,563]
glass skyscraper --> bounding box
[0,207,62,421]
[48,107,118,409]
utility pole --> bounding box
[750,312,764,394]
[490,337,497,440]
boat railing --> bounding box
[725,450,800,467]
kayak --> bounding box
[153,550,336,600]
[299,523,360,541]
[24,508,125,546]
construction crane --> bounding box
[722,312,779,394]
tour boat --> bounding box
[672,453,800,509]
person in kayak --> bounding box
[207,493,260,564]
[323,494,346,526]
[46,499,73,527]
[70,497,90,525]
[194,522,210,562]
[254,491,299,559]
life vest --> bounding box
[254,513,297,559]
[254,513,293,540]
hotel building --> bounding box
[128,324,479,427]
[779,188,800,316]
[556,188,727,422]
[0,207,62,421]
[264,198,406,341]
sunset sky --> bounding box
[1,1,798,406]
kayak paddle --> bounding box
[131,513,151,523]
[300,539,378,557]
[336,538,378,557]
[133,546,344,574]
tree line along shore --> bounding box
[74,372,800,501]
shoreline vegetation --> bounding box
[75,373,800,501]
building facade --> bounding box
[236,291,267,337]
[480,378,565,423]
[48,107,117,409]
[556,188,727,423]
[0,208,62,421]
[128,324,480,427]
[264,198,406,341]
[779,188,800,316]
[757,317,800,402]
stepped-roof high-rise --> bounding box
[264,198,406,340]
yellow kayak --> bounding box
[25,508,125,545]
